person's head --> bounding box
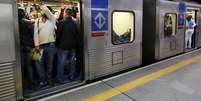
[65,8,72,18]
[40,11,48,22]
[18,8,25,20]
[47,6,55,14]
[187,15,192,21]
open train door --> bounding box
[17,0,84,100]
[185,7,200,50]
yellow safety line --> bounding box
[82,55,201,101]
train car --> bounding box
[85,0,143,80]
[0,0,200,100]
[0,0,143,100]
[143,0,201,65]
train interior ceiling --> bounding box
[17,0,83,98]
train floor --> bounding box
[38,49,201,101]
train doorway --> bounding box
[185,8,198,50]
[17,0,84,99]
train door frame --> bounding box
[185,7,200,50]
[0,0,24,100]
[196,8,201,48]
[15,0,86,100]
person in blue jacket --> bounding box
[185,15,196,49]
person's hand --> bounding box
[35,46,40,50]
[39,1,44,6]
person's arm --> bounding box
[186,20,189,28]
[57,8,65,23]
[40,5,56,24]
[193,20,197,27]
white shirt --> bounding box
[34,5,56,47]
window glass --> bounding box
[164,13,177,37]
[112,11,134,45]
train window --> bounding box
[112,11,135,45]
[164,13,177,37]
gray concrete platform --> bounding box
[106,61,201,101]
[38,49,201,101]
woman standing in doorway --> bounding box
[185,15,196,49]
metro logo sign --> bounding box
[91,0,108,37]
[91,10,108,32]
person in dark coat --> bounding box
[18,8,35,89]
[56,8,79,83]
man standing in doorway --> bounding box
[56,8,79,83]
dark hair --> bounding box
[41,13,48,20]
[18,8,25,20]
[187,15,192,21]
[71,7,78,18]
[65,8,72,16]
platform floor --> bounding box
[38,49,201,101]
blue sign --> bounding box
[178,13,185,29]
[178,2,186,13]
[91,10,108,32]
[91,0,108,8]
[91,0,108,33]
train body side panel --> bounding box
[86,0,143,80]
[155,1,184,60]
[0,0,21,100]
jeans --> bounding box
[185,29,194,49]
[21,46,34,86]
[35,43,55,83]
[57,48,76,81]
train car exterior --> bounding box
[0,0,22,100]
[0,0,143,100]
[156,0,184,60]
[0,0,201,100]
[85,0,143,80]
[143,0,201,65]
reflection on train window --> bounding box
[164,13,177,37]
[112,11,135,45]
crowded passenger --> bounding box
[18,8,35,90]
[34,3,57,86]
[18,1,82,93]
[56,8,79,84]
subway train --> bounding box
[0,0,201,100]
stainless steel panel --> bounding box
[87,0,142,80]
[0,0,21,100]
[0,3,16,62]
[0,62,16,101]
[112,51,123,65]
[197,12,201,47]
[155,1,184,60]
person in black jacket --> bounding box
[18,8,35,90]
[56,8,79,83]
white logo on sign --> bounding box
[95,12,106,29]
